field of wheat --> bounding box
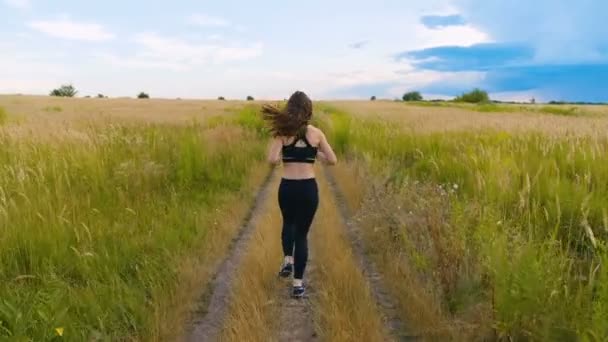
[2,95,608,341]
[319,101,608,340]
[0,96,267,340]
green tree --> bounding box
[137,92,150,99]
[49,84,78,97]
[455,88,490,103]
[218,96,226,100]
[402,91,423,101]
[370,96,377,101]
[246,95,254,101]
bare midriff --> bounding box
[282,163,316,180]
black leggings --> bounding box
[278,178,319,280]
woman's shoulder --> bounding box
[306,124,324,135]
[306,125,325,144]
[307,125,327,138]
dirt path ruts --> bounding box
[186,169,277,342]
[275,246,318,341]
[323,166,421,341]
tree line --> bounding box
[371,89,491,104]
[49,84,604,105]
[48,84,258,101]
[371,89,607,105]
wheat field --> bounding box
[0,96,267,340]
[319,101,608,340]
[1,95,608,341]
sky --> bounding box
[1,0,606,102]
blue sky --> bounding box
[0,0,606,101]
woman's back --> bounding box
[269,125,337,180]
[262,90,337,298]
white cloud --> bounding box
[95,53,188,71]
[239,56,483,99]
[208,34,223,41]
[452,0,608,63]
[187,14,230,27]
[326,68,486,99]
[491,90,542,103]
[412,23,491,49]
[135,32,262,62]
[3,0,30,9]
[27,19,115,41]
[0,78,60,95]
[98,33,263,71]
[0,49,70,95]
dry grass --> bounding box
[218,168,391,341]
[319,103,608,340]
[219,170,390,341]
[219,174,283,342]
[330,163,492,341]
[0,97,269,340]
[0,95,250,140]
[158,165,269,342]
[312,171,389,342]
[0,95,245,123]
[323,101,608,137]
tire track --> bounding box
[275,243,318,342]
[307,172,388,341]
[186,168,277,342]
[323,166,421,341]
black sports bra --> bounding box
[282,130,318,164]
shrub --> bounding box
[370,96,377,101]
[218,96,226,101]
[137,92,150,99]
[403,91,423,102]
[49,84,77,97]
[455,88,489,103]
[44,106,62,112]
[246,96,254,101]
[97,94,106,98]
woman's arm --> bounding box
[267,137,283,165]
[317,131,338,165]
[317,151,327,162]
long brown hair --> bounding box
[262,91,312,137]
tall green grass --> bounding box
[403,101,593,116]
[0,107,7,125]
[539,106,581,116]
[318,105,608,340]
[0,109,266,340]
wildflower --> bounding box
[55,327,64,336]
[497,221,503,226]
[453,183,459,190]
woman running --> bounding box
[263,91,337,298]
